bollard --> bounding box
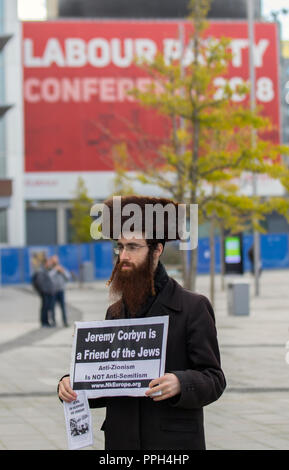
[227,280,250,316]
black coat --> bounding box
[32,267,54,295]
[89,277,226,450]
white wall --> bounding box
[4,0,25,245]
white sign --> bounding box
[70,316,169,399]
[24,171,286,201]
[63,390,93,450]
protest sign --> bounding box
[63,390,93,450]
[70,316,169,398]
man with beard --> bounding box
[58,195,226,450]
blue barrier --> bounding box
[242,234,289,271]
[243,235,253,272]
[197,236,222,274]
[0,234,288,285]
[1,248,22,284]
[260,234,289,269]
[0,242,114,286]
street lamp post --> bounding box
[247,0,260,296]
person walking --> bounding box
[48,255,71,327]
[58,195,226,450]
[32,257,55,328]
[248,244,262,277]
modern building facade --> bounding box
[0,0,25,245]
[54,0,261,20]
[18,0,287,245]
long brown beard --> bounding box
[108,254,154,317]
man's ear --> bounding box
[156,242,164,258]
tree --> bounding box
[109,0,289,294]
[111,143,135,196]
[195,104,289,304]
[69,176,94,243]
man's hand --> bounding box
[58,376,77,403]
[145,373,181,401]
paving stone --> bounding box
[1,270,289,450]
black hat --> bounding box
[100,195,184,242]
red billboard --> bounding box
[23,20,280,175]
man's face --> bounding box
[116,236,149,273]
[109,235,153,315]
[109,234,164,315]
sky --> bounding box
[17,0,47,20]
[262,0,289,40]
[17,0,289,40]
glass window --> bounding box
[66,208,75,244]
[26,209,57,245]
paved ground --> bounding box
[0,268,289,450]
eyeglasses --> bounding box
[114,243,148,255]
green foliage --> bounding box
[110,0,289,288]
[110,143,135,196]
[69,177,94,243]
[126,0,289,228]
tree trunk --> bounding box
[180,249,188,287]
[220,225,225,291]
[209,217,216,307]
[183,246,198,292]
